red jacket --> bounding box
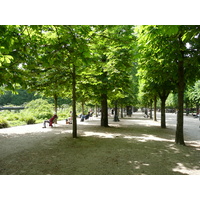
[49,115,58,126]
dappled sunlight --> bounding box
[0,121,70,137]
[124,134,174,143]
[120,118,161,128]
[82,131,121,138]
[81,129,175,143]
[173,163,200,175]
[167,144,182,154]
[132,161,150,169]
[0,124,55,136]
[1,112,200,175]
[186,141,200,150]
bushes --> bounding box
[0,117,9,128]
[0,98,81,127]
[20,113,36,124]
[0,99,54,127]
[1,110,20,121]
[24,116,36,125]
[23,99,54,120]
[19,99,54,124]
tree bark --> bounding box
[196,103,199,115]
[81,101,85,115]
[160,97,166,128]
[175,60,185,145]
[95,104,98,117]
[121,105,124,118]
[101,93,109,127]
[114,100,120,122]
[159,91,169,128]
[53,93,58,124]
[72,64,77,138]
[154,95,157,121]
[149,99,153,119]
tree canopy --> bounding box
[1,25,200,144]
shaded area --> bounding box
[0,113,200,175]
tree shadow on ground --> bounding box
[77,122,200,175]
[0,117,199,175]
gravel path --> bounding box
[0,112,199,157]
[0,112,199,175]
[0,112,200,143]
[157,112,200,142]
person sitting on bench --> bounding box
[66,111,73,124]
[85,112,90,120]
[43,113,58,128]
[80,112,91,122]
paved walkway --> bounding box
[156,112,200,142]
[0,112,199,175]
[0,112,199,143]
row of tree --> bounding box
[1,25,200,144]
[136,25,200,145]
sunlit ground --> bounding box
[0,112,200,175]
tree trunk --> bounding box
[160,97,166,128]
[101,93,109,127]
[121,105,123,118]
[72,64,77,138]
[175,60,185,145]
[53,94,58,124]
[196,103,199,115]
[114,100,120,122]
[159,91,169,128]
[154,95,157,121]
[185,101,189,116]
[81,101,85,115]
[95,104,98,117]
[149,99,153,119]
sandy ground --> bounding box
[0,112,199,175]
[162,113,200,142]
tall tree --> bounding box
[90,25,137,126]
[22,25,92,138]
[137,25,200,145]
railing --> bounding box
[0,107,25,111]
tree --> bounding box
[0,25,27,91]
[137,28,175,128]
[90,25,137,126]
[0,89,39,106]
[136,25,200,145]
[21,25,92,138]
[187,80,200,113]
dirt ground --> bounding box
[0,112,199,175]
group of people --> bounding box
[42,111,73,128]
[43,111,93,128]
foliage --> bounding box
[0,89,39,106]
[20,113,36,124]
[187,80,200,104]
[136,25,200,144]
[0,25,27,91]
[0,110,20,121]
[22,98,54,119]
[0,116,9,128]
[57,105,72,119]
[166,93,178,108]
[90,26,138,100]
[1,25,199,142]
